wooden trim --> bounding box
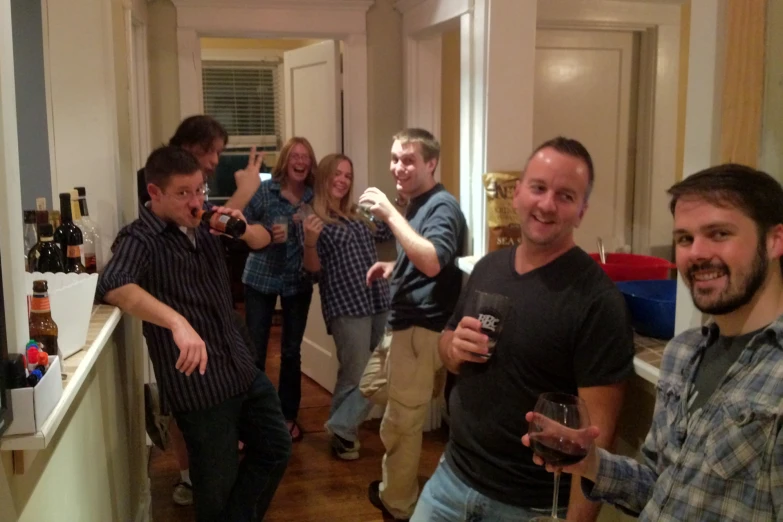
[674,1,690,182]
[676,0,728,335]
[719,0,766,167]
[172,0,374,10]
[399,0,469,37]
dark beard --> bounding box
[690,240,768,315]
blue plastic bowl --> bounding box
[615,280,676,340]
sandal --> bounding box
[287,420,304,442]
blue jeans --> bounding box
[244,286,312,420]
[173,372,292,522]
[325,313,387,441]
[412,457,567,522]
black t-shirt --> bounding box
[388,183,466,332]
[687,327,761,415]
[444,246,635,509]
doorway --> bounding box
[534,29,640,254]
[199,36,345,393]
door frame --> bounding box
[396,0,684,257]
[170,0,372,196]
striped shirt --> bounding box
[310,216,392,333]
[96,203,258,413]
[242,179,314,296]
[584,314,783,521]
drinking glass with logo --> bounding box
[466,291,511,358]
[527,392,593,520]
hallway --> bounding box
[149,325,449,521]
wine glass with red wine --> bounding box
[528,392,592,520]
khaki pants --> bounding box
[359,327,446,519]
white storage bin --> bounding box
[26,272,99,359]
[5,356,63,436]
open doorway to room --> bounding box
[197,36,346,393]
[198,37,344,203]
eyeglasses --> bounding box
[166,186,210,201]
[289,153,310,162]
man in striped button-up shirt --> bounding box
[98,146,291,522]
[524,164,783,521]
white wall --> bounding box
[147,0,181,148]
[42,0,121,264]
[1,0,148,519]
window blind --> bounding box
[202,60,281,145]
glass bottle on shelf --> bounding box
[74,187,99,273]
[53,192,85,273]
[27,223,65,273]
[28,280,59,357]
[69,189,88,267]
[23,211,38,272]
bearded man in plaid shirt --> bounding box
[524,163,783,521]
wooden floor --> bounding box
[150,325,449,521]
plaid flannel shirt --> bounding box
[242,179,314,297]
[309,216,392,333]
[584,314,783,521]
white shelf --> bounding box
[1,306,123,451]
[455,254,661,385]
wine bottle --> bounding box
[53,192,85,273]
[74,187,99,273]
[193,209,247,238]
[23,211,38,272]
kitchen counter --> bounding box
[457,255,666,385]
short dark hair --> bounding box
[668,163,783,233]
[527,136,595,199]
[144,146,202,188]
[168,115,228,151]
[393,128,440,163]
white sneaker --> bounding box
[172,481,193,506]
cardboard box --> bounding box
[4,356,63,436]
[26,273,98,359]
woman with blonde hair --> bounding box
[243,136,317,442]
[302,153,392,459]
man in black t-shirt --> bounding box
[358,128,466,521]
[414,137,635,522]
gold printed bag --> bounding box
[483,172,522,252]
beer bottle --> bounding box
[193,209,247,238]
[29,280,59,357]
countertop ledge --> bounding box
[457,255,663,385]
[1,305,123,451]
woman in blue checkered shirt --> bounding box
[242,137,317,442]
[302,153,393,460]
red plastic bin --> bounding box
[589,253,675,282]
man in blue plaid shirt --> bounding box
[524,163,783,521]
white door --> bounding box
[534,30,638,254]
[283,40,342,392]
[283,40,342,156]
